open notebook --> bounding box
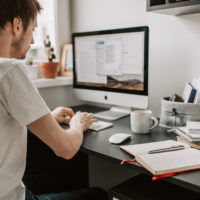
[120,140,200,178]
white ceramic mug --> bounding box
[130,110,158,134]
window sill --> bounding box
[33,76,73,88]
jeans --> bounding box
[25,187,108,200]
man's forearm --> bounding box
[27,113,84,160]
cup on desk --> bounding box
[130,110,158,134]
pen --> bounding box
[148,145,185,154]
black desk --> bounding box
[64,105,200,194]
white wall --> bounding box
[55,0,72,59]
[71,0,200,116]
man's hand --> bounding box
[70,111,98,132]
[51,107,74,124]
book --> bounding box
[120,140,200,177]
[186,121,200,130]
[192,77,200,104]
[177,136,200,150]
[175,127,200,142]
[182,82,196,103]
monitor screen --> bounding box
[72,26,149,110]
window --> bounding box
[28,0,57,61]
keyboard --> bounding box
[88,120,113,131]
[93,110,129,120]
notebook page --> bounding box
[120,140,190,156]
[136,148,200,175]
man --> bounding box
[0,0,107,200]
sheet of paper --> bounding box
[121,140,190,156]
[187,121,200,130]
[178,127,200,139]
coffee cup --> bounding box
[130,110,158,134]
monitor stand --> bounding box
[93,106,130,121]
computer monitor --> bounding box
[72,26,149,120]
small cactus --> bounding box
[44,35,56,62]
[26,57,33,66]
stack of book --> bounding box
[175,121,200,144]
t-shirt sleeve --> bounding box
[0,63,50,126]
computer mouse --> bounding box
[109,133,132,144]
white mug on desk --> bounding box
[130,110,158,134]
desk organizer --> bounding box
[160,97,200,127]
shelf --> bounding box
[32,76,73,88]
[147,0,200,15]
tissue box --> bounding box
[160,97,200,127]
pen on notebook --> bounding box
[148,145,185,154]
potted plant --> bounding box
[39,35,59,78]
[26,57,38,80]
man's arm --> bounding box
[27,111,95,160]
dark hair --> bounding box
[0,0,42,31]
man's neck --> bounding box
[0,30,12,58]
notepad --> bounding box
[120,140,200,176]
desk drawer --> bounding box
[108,174,200,200]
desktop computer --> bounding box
[72,26,149,120]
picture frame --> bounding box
[60,44,73,76]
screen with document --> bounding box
[72,26,148,94]
[72,27,148,110]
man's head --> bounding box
[0,0,42,32]
[0,0,42,59]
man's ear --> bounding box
[12,17,23,35]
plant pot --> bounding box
[39,62,59,78]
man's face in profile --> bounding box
[11,17,37,59]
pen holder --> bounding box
[159,97,200,128]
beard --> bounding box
[11,36,27,59]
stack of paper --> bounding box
[175,121,200,142]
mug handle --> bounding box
[149,116,159,130]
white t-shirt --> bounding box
[0,58,50,200]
